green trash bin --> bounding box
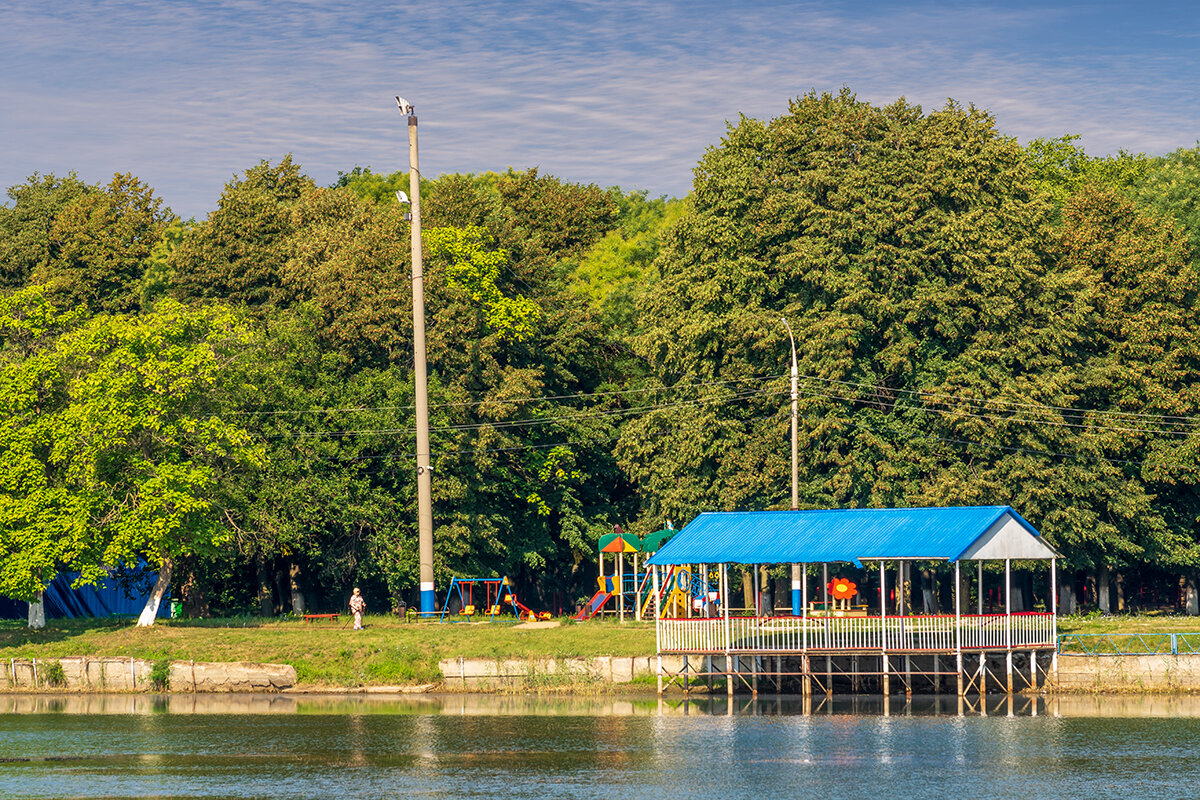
[170,599,183,619]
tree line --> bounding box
[2,89,1199,621]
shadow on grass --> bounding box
[0,617,130,650]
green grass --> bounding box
[0,615,656,687]
[6,612,1199,688]
[1057,613,1200,635]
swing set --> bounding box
[437,576,551,623]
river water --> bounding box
[2,693,1199,799]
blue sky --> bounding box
[2,0,1197,219]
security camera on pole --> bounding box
[397,96,435,617]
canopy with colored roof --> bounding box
[598,532,642,553]
[645,506,1057,567]
[641,529,675,554]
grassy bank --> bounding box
[4,613,1198,689]
[1057,614,1200,635]
[0,615,656,687]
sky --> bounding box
[2,0,1198,220]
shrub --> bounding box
[43,660,66,688]
[150,658,171,691]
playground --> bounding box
[437,576,552,623]
[574,527,682,621]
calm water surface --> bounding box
[2,693,1198,799]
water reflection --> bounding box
[4,692,1200,799]
[4,691,1200,718]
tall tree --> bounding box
[169,156,313,309]
[32,173,171,314]
[0,172,95,291]
[0,288,261,625]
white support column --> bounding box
[881,560,889,696]
[1050,557,1059,679]
[721,563,732,697]
[802,562,810,699]
[653,564,662,695]
[822,563,829,610]
[753,564,760,617]
[687,564,693,619]
[823,561,831,698]
[801,562,808,652]
[955,560,963,697]
[1005,558,1013,694]
[978,561,984,615]
[634,553,641,622]
[618,553,625,622]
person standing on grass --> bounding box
[349,587,366,630]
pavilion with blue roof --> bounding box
[644,506,1059,699]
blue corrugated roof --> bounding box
[645,506,1043,566]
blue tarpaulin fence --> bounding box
[0,567,169,620]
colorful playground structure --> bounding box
[573,525,720,621]
[438,576,552,623]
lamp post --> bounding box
[782,318,801,616]
[398,96,435,617]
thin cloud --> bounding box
[1,0,1196,218]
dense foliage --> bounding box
[2,90,1199,618]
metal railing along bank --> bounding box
[1057,632,1200,656]
[658,613,1056,653]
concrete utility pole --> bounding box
[782,318,801,616]
[398,96,435,616]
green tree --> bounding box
[1023,134,1149,207]
[1135,145,1200,259]
[139,218,193,310]
[0,288,261,625]
[282,185,411,366]
[426,225,542,342]
[32,173,171,313]
[562,192,685,337]
[0,172,95,291]
[170,156,313,309]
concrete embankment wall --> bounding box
[439,655,688,690]
[0,657,296,692]
[441,653,1200,693]
[1051,653,1200,692]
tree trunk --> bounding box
[921,569,938,615]
[1059,578,1076,615]
[741,568,753,612]
[1186,573,1199,617]
[759,568,773,615]
[1115,572,1126,613]
[27,590,45,629]
[289,563,306,614]
[256,557,274,617]
[1098,565,1111,614]
[181,566,210,618]
[273,563,288,615]
[957,567,970,615]
[137,559,172,627]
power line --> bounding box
[222,372,787,419]
[253,384,788,440]
[792,382,1197,439]
[796,371,1200,425]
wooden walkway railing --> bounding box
[659,612,1055,654]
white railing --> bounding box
[657,613,1056,653]
[658,617,724,653]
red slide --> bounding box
[573,589,611,621]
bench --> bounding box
[302,613,339,623]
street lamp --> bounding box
[781,318,800,615]
[398,96,435,617]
